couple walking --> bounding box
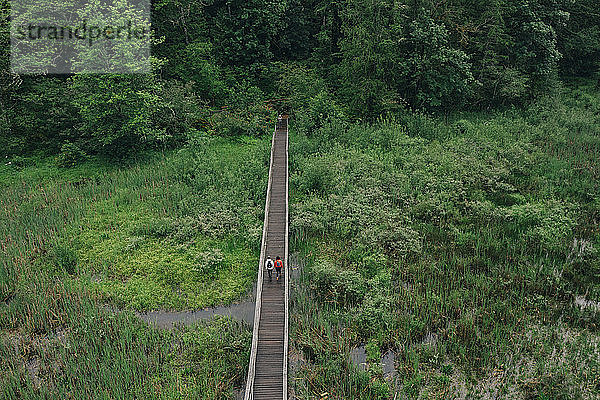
[265,256,283,282]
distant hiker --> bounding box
[265,256,274,282]
[275,256,283,281]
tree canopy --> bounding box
[1,0,599,157]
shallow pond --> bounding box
[574,295,600,312]
[350,346,396,378]
[137,299,256,329]
[138,254,309,329]
[136,283,257,329]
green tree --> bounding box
[12,78,78,154]
[507,1,565,94]
[272,0,321,61]
[556,0,600,77]
[397,11,475,111]
[0,0,18,155]
[204,0,285,69]
[311,0,344,81]
[337,0,399,118]
[71,74,166,157]
[336,1,474,117]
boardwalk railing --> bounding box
[244,116,289,400]
[283,117,290,400]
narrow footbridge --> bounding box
[244,116,289,400]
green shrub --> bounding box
[359,253,384,279]
[295,90,347,137]
[365,338,380,364]
[190,248,223,281]
[5,155,32,170]
[56,142,87,168]
[154,80,206,145]
[503,201,577,254]
[207,103,275,137]
[355,291,393,338]
[131,217,175,239]
[375,223,423,261]
[310,261,366,307]
[71,74,167,158]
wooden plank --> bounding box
[244,120,277,400]
[245,116,289,400]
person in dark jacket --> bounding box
[265,256,274,282]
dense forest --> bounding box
[1,0,599,159]
[1,0,599,399]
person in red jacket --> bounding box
[274,256,283,282]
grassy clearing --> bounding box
[1,137,268,309]
[0,136,269,397]
[289,82,600,399]
[73,193,257,310]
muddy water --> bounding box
[350,346,396,378]
[232,388,244,400]
[574,295,600,312]
[288,252,305,281]
[350,346,367,369]
[380,350,395,375]
[136,283,257,329]
[137,300,256,329]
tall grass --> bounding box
[0,136,269,397]
[1,277,251,399]
[289,82,600,398]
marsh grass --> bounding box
[0,278,251,399]
[0,136,268,397]
[289,82,600,399]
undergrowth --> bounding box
[289,82,600,399]
[0,136,268,397]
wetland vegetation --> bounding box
[1,0,599,398]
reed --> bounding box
[0,136,267,398]
[289,82,600,399]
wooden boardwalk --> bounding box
[245,116,289,400]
